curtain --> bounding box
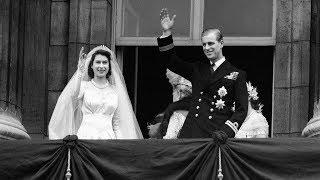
[0,137,320,180]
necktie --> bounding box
[210,62,216,73]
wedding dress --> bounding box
[49,46,143,140]
[163,110,188,139]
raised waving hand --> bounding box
[78,47,87,74]
[160,8,176,37]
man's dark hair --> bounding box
[88,50,112,79]
[201,28,223,42]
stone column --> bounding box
[0,0,30,139]
[273,0,311,137]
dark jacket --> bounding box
[157,35,248,138]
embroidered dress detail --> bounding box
[163,111,187,139]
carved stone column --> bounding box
[0,0,30,139]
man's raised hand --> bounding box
[160,8,176,31]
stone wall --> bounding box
[273,0,311,137]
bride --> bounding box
[48,45,143,139]
[235,82,269,138]
[149,81,268,139]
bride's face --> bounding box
[91,54,110,78]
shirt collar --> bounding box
[210,57,226,69]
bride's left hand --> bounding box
[78,47,87,73]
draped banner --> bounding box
[0,137,320,180]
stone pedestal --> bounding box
[0,111,30,140]
[302,102,320,137]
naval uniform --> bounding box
[157,35,248,138]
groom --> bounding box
[157,9,248,139]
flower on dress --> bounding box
[215,99,225,110]
[217,86,227,98]
[247,82,259,100]
[225,72,239,80]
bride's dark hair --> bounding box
[88,50,112,79]
[250,99,261,111]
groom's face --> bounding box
[202,32,223,61]
[91,54,110,78]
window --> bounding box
[114,0,276,137]
[115,0,276,46]
[203,0,275,45]
[121,0,191,37]
[116,0,198,46]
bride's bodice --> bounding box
[76,80,119,139]
[79,80,118,118]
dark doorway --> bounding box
[123,46,274,138]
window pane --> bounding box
[121,0,191,37]
[204,0,273,37]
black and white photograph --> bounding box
[0,0,319,179]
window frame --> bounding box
[115,0,276,46]
[115,0,198,46]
